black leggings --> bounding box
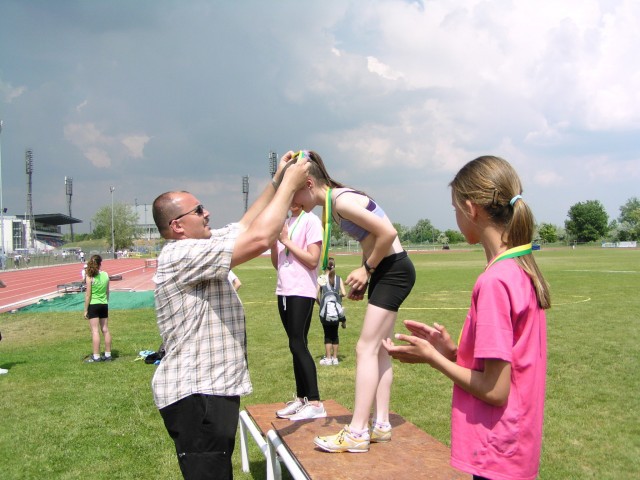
[321,322,340,344]
[277,295,320,401]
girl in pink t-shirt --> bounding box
[384,156,550,480]
[270,203,326,420]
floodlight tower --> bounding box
[269,150,277,178]
[242,175,249,213]
[25,149,35,249]
[65,176,74,241]
[0,120,5,255]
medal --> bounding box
[284,211,305,257]
[320,188,332,271]
[317,274,327,286]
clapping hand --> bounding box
[383,320,457,364]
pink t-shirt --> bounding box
[451,259,547,480]
[275,212,323,299]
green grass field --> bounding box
[1,247,638,479]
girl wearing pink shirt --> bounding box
[271,203,326,421]
[384,156,550,480]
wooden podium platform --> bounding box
[241,401,469,480]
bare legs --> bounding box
[88,317,111,356]
[324,343,339,359]
[350,304,397,431]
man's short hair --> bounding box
[153,191,188,237]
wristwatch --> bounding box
[364,260,376,275]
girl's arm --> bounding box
[84,280,92,318]
[339,276,347,297]
[281,239,321,270]
[383,326,511,407]
[277,220,321,271]
[106,276,110,302]
[334,193,397,295]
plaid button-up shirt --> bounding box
[151,223,252,409]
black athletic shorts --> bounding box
[87,304,108,319]
[367,251,415,312]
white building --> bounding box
[0,213,81,254]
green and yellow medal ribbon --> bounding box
[320,188,333,271]
[458,243,533,346]
[485,243,533,270]
[285,211,306,256]
[293,150,306,163]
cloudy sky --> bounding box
[1,0,638,235]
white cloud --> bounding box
[121,135,150,159]
[367,56,404,81]
[0,79,27,103]
[534,170,564,187]
[85,147,112,169]
[64,122,150,168]
[76,99,88,113]
[586,157,640,182]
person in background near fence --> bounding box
[317,257,347,366]
[81,263,88,285]
[150,152,309,480]
[288,150,415,453]
[270,202,326,420]
[384,155,550,480]
[83,254,113,363]
[228,269,242,291]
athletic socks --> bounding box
[373,421,391,430]
[348,425,370,439]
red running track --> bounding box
[0,259,156,313]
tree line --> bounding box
[68,197,639,249]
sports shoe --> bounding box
[331,357,339,365]
[276,397,303,418]
[0,368,8,375]
[103,356,114,362]
[289,398,327,421]
[314,425,370,453]
[370,422,392,443]
[84,355,104,363]
[319,356,332,366]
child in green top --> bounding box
[84,255,113,363]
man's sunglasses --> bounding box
[169,204,205,225]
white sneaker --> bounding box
[276,397,303,418]
[288,398,327,421]
[319,356,332,366]
[0,368,8,375]
[331,357,339,365]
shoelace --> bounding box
[336,428,348,445]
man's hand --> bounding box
[278,153,310,191]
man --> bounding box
[151,152,308,479]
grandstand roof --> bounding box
[16,213,83,226]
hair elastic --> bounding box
[510,194,523,206]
